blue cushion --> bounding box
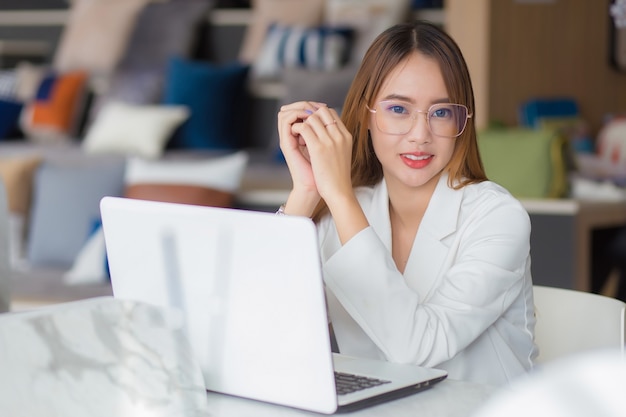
[0,99,23,139]
[162,57,250,150]
[519,98,579,129]
[27,159,126,267]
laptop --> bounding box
[100,196,448,414]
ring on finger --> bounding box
[324,120,337,127]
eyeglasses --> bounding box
[367,100,472,137]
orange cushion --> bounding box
[30,71,87,132]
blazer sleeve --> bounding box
[322,193,532,367]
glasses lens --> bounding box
[373,101,469,137]
[375,101,413,135]
[428,104,468,137]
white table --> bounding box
[522,199,626,291]
[204,379,498,417]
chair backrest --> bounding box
[0,179,10,313]
[533,285,626,364]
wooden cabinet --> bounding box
[446,0,626,134]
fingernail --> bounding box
[304,109,313,115]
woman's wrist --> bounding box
[282,189,321,217]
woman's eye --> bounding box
[432,107,452,118]
[386,105,408,115]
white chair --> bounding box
[533,285,626,364]
[0,179,10,313]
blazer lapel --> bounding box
[405,174,464,296]
[363,176,464,297]
[367,180,393,252]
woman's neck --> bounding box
[386,173,440,225]
[387,174,440,273]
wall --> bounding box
[448,0,626,134]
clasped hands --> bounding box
[278,101,354,213]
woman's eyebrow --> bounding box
[381,94,413,102]
[380,94,451,104]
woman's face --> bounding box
[369,51,456,193]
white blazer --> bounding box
[318,174,537,386]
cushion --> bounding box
[162,57,250,150]
[324,0,412,62]
[0,69,17,100]
[27,159,126,267]
[518,98,579,129]
[0,156,42,215]
[64,152,249,282]
[13,61,48,102]
[238,0,326,64]
[125,184,235,207]
[124,150,249,207]
[82,101,190,159]
[478,128,569,199]
[64,224,108,285]
[252,24,353,80]
[20,70,88,143]
[53,0,150,73]
[0,99,23,139]
[87,68,165,124]
[597,118,626,165]
[117,0,213,71]
[7,213,26,269]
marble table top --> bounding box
[0,295,500,417]
[0,296,210,417]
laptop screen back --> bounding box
[100,197,338,413]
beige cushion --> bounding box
[53,0,150,73]
[238,0,326,64]
[13,62,48,102]
[0,157,42,215]
[82,101,189,159]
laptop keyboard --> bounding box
[334,372,391,395]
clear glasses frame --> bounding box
[366,100,473,138]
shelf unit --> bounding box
[0,7,446,100]
[0,7,445,27]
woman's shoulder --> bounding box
[460,180,528,215]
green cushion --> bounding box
[478,128,569,199]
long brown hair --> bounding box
[313,21,487,222]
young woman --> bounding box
[277,21,537,386]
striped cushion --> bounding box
[253,24,353,79]
[0,70,17,100]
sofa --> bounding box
[0,0,436,309]
[1,140,292,310]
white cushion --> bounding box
[598,119,626,165]
[82,101,189,159]
[125,151,249,192]
[63,227,107,285]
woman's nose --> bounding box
[407,111,431,143]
